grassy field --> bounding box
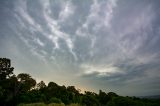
[18,103,81,106]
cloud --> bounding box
[34,38,45,47]
[40,0,78,60]
[14,0,42,32]
[58,0,75,22]
[13,0,47,62]
[14,0,78,61]
[80,63,125,77]
[1,0,160,96]
[76,0,117,36]
[75,0,118,58]
[87,0,117,29]
[115,4,156,64]
[74,0,160,95]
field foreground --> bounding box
[18,103,81,106]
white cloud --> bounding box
[81,64,124,77]
[76,0,117,35]
[17,33,46,62]
[115,5,156,64]
[14,0,47,61]
[15,0,35,26]
[14,0,77,61]
[14,14,26,28]
[41,0,78,60]
[103,0,117,28]
[34,38,45,47]
[14,0,42,32]
[59,0,75,22]
[48,35,60,49]
[75,0,117,52]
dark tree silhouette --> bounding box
[17,73,36,92]
[37,81,46,90]
[0,58,15,105]
[0,58,14,80]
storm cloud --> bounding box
[0,0,160,96]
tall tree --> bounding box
[0,58,14,80]
[0,58,16,105]
[37,81,46,90]
[98,90,109,105]
[17,73,36,92]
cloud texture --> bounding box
[0,0,160,96]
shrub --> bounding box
[18,103,46,106]
[49,97,62,104]
[48,103,65,106]
[67,103,81,106]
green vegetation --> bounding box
[0,58,160,106]
[18,103,81,106]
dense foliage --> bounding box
[0,58,160,106]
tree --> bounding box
[82,91,100,106]
[108,92,118,99]
[0,86,4,99]
[0,58,14,80]
[0,58,17,105]
[98,90,109,105]
[37,81,46,90]
[17,73,36,92]
[67,86,80,95]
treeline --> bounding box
[0,58,160,106]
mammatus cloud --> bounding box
[78,1,159,78]
[15,0,79,64]
[0,0,160,96]
[58,0,75,22]
[76,0,117,36]
[41,0,78,60]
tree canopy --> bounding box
[0,58,14,80]
[0,58,160,106]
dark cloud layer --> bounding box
[0,0,160,96]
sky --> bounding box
[0,0,160,96]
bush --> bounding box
[48,103,65,106]
[18,103,80,106]
[18,103,46,106]
[49,97,62,104]
[67,103,81,106]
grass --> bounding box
[18,103,81,106]
[18,103,46,106]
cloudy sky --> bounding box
[0,0,160,96]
